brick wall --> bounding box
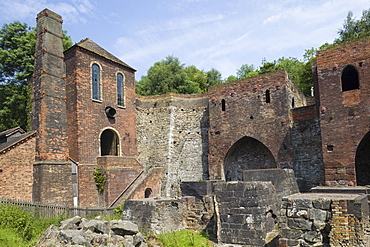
[0,135,35,201]
[316,37,370,185]
[207,70,306,180]
[64,45,137,165]
[64,40,138,206]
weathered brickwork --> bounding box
[316,37,370,186]
[32,9,69,162]
[64,38,139,206]
[31,9,73,206]
[64,42,137,164]
[136,94,209,197]
[207,70,306,180]
[0,134,35,201]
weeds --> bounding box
[0,203,66,247]
[156,230,213,247]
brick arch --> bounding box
[355,131,370,185]
[99,127,121,156]
[224,136,277,181]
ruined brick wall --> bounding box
[0,135,35,201]
[291,105,324,191]
[207,70,306,180]
[136,94,209,197]
[280,194,369,246]
[316,37,370,186]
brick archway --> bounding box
[355,131,370,185]
[100,128,120,156]
[224,136,276,181]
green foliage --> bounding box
[157,230,213,247]
[236,63,255,79]
[205,68,223,88]
[225,75,238,83]
[93,169,106,193]
[0,21,72,132]
[0,203,65,246]
[334,10,370,45]
[136,56,223,95]
[0,203,35,241]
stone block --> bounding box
[304,230,322,243]
[280,228,303,239]
[292,199,312,208]
[288,218,312,230]
[312,198,331,210]
[309,208,328,221]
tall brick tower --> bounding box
[31,9,72,205]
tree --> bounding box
[334,10,370,44]
[236,64,255,79]
[206,68,223,88]
[136,56,223,95]
[0,21,72,132]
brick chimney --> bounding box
[32,9,72,205]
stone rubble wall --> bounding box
[136,94,209,197]
[291,106,324,192]
[280,194,370,246]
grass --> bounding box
[0,203,66,247]
[156,230,213,247]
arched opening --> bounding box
[145,188,152,198]
[224,136,276,181]
[355,131,370,185]
[342,65,359,91]
[265,89,271,103]
[100,129,119,156]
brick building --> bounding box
[1,9,370,208]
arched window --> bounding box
[145,188,152,198]
[341,65,359,91]
[92,63,101,100]
[100,129,119,156]
[117,73,124,107]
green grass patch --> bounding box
[0,204,66,247]
[157,230,213,247]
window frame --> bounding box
[91,62,102,102]
[116,72,125,107]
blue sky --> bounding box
[0,0,369,80]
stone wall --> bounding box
[213,181,279,246]
[291,105,324,192]
[280,193,370,246]
[136,94,209,197]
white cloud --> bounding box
[0,0,95,24]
